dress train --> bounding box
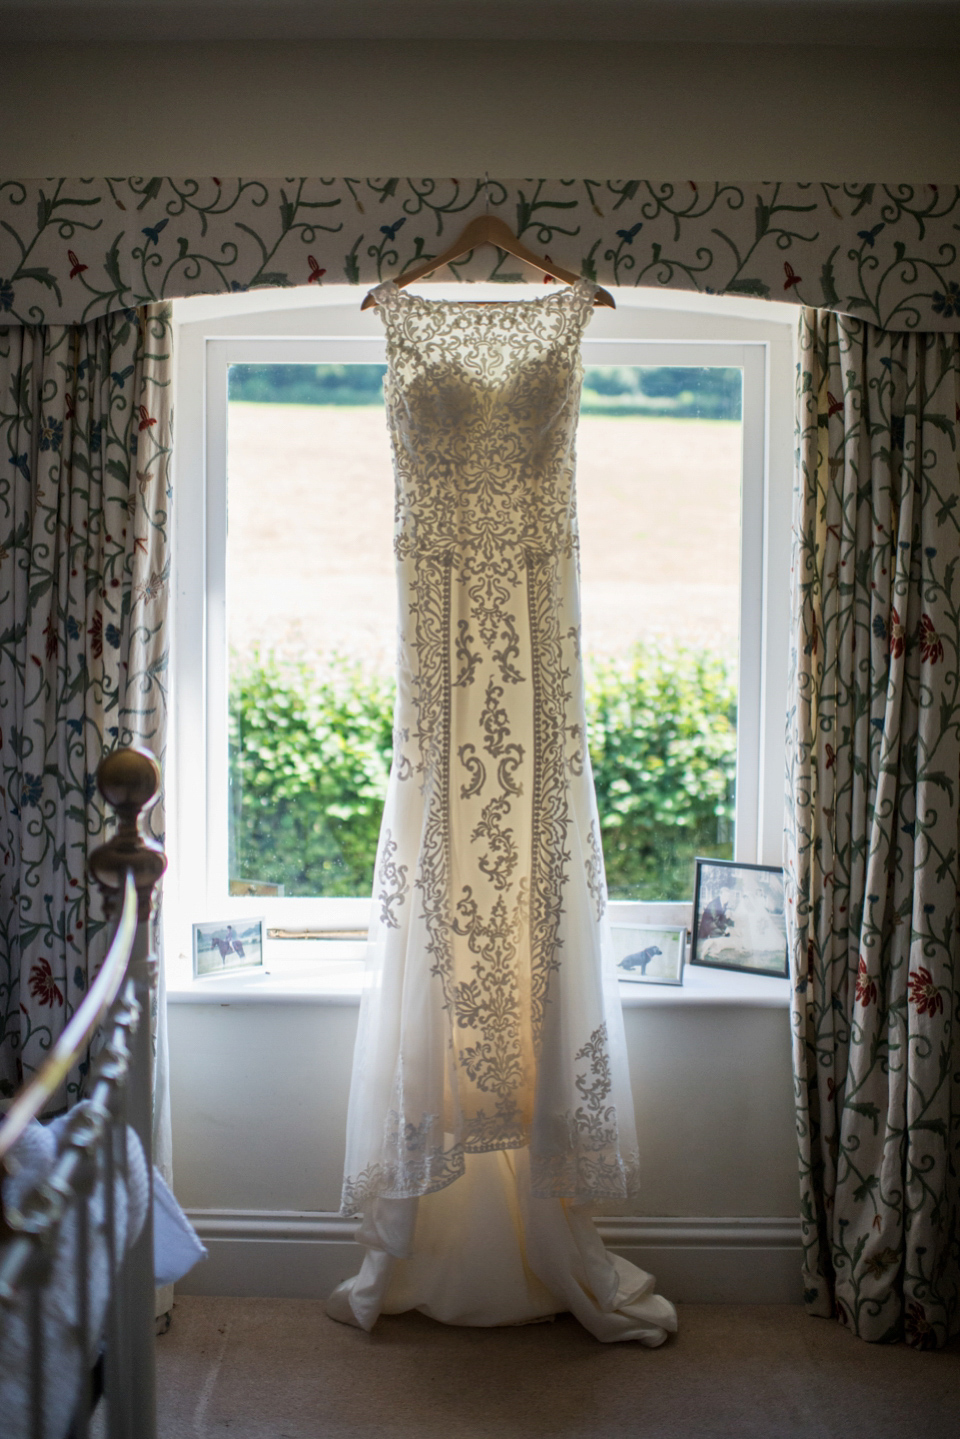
[327,1150,677,1346]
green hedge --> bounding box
[228,655,394,898]
[229,646,736,901]
[585,647,736,899]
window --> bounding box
[171,286,795,983]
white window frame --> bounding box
[170,285,796,985]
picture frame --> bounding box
[690,858,788,979]
[193,917,265,978]
[610,923,686,986]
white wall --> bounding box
[2,40,959,177]
[168,1000,798,1217]
[168,992,804,1304]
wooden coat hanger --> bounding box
[361,214,615,310]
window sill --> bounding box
[166,942,791,1009]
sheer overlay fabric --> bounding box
[328,282,676,1344]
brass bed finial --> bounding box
[89,746,167,922]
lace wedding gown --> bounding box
[327,280,676,1345]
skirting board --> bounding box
[179,1210,804,1305]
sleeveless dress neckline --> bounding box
[371,277,598,309]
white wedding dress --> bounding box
[327,280,677,1345]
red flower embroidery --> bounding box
[855,956,877,1007]
[889,607,905,659]
[28,957,63,1008]
[905,1301,937,1351]
[919,614,943,664]
[90,610,103,659]
[43,616,58,660]
[138,405,157,431]
[907,966,943,1017]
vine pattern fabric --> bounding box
[0,179,958,331]
[0,305,172,1113]
[330,283,674,1343]
[785,309,960,1348]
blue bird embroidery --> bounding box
[857,224,884,246]
[142,218,169,246]
[111,364,135,388]
[616,224,643,243]
[380,219,406,241]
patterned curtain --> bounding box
[0,304,171,1125]
[786,309,960,1348]
[1,180,960,334]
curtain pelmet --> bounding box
[785,308,960,1347]
[0,304,172,1114]
[1,180,959,332]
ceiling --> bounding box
[2,0,959,46]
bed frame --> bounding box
[0,747,166,1439]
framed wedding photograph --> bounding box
[193,917,265,978]
[690,859,788,979]
[610,923,686,986]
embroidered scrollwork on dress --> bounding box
[531,1024,640,1200]
[377,829,409,928]
[340,283,642,1215]
[585,822,607,921]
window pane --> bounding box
[577,367,742,901]
[225,362,741,902]
[226,364,393,898]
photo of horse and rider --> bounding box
[193,918,265,977]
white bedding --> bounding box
[0,1105,206,1438]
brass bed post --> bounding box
[89,748,167,1439]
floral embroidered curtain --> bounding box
[785,309,960,1348]
[0,179,958,332]
[0,305,171,1144]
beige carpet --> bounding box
[156,1295,960,1439]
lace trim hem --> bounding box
[341,1136,640,1216]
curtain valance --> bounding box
[0,179,958,331]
